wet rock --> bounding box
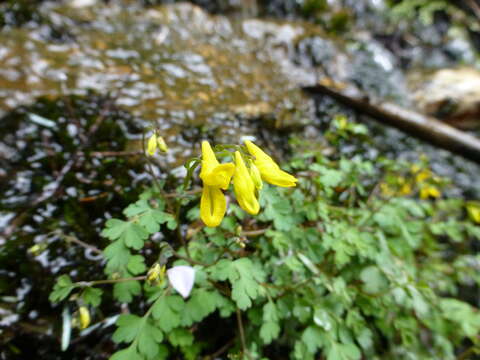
[0,1,315,139]
[409,67,480,129]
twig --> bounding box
[465,0,480,21]
[457,344,477,360]
[163,188,202,198]
[303,84,480,164]
[62,234,103,255]
[1,95,120,239]
[82,150,142,158]
[169,245,208,267]
[207,337,235,359]
[241,228,269,237]
[236,308,252,360]
[76,276,146,287]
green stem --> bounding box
[76,276,146,287]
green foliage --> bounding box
[49,275,75,303]
[50,118,480,359]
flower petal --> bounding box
[199,140,219,179]
[234,151,260,215]
[244,140,297,187]
[147,134,157,156]
[200,185,227,227]
[202,163,235,190]
[167,265,195,299]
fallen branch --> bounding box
[303,84,480,164]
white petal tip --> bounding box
[167,265,195,298]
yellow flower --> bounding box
[234,151,260,215]
[399,183,412,196]
[466,203,480,224]
[420,185,441,199]
[248,160,263,190]
[199,141,235,227]
[147,134,168,155]
[244,140,297,187]
[199,141,235,190]
[380,183,395,197]
[147,263,166,284]
[415,170,431,183]
[201,186,227,227]
[157,136,168,153]
[79,306,90,330]
[147,133,157,156]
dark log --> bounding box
[303,84,480,164]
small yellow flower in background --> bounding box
[157,136,168,153]
[234,151,260,215]
[420,185,441,199]
[466,202,480,224]
[337,116,348,130]
[380,183,395,197]
[399,183,412,196]
[79,306,90,330]
[415,170,431,183]
[199,141,235,227]
[147,133,168,155]
[244,140,297,187]
[147,133,157,156]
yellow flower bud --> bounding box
[249,160,263,190]
[399,183,412,196]
[415,170,430,183]
[147,133,157,156]
[157,136,168,153]
[467,203,480,224]
[420,185,441,199]
[79,306,90,330]
[147,263,166,284]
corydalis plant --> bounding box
[198,140,297,227]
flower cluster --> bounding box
[199,140,297,227]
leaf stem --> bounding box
[236,308,252,360]
[76,276,146,287]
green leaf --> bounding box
[260,322,280,344]
[49,275,75,303]
[124,199,176,232]
[440,298,480,337]
[82,287,102,307]
[327,342,361,360]
[114,281,142,303]
[110,347,139,360]
[181,289,220,326]
[104,240,131,273]
[311,165,344,188]
[359,266,388,294]
[137,321,164,359]
[101,219,149,250]
[302,326,325,354]
[229,258,264,310]
[127,255,147,275]
[313,308,333,331]
[112,314,143,343]
[168,328,194,347]
[262,187,298,231]
[152,295,184,332]
[208,259,233,281]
